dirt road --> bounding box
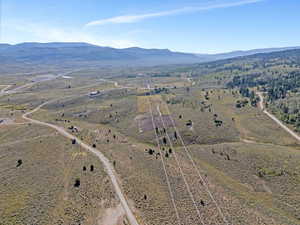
[0,71,77,97]
[258,92,300,142]
[0,85,12,93]
[22,102,140,225]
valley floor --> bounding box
[0,72,299,225]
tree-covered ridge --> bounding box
[187,49,300,77]
[218,51,300,132]
[227,71,300,101]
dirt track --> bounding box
[0,85,12,93]
[258,92,300,142]
[22,101,140,225]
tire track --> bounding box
[162,99,230,225]
[147,78,229,225]
[147,82,205,225]
[22,101,140,225]
[147,96,182,225]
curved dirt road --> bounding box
[22,102,140,225]
[258,92,300,142]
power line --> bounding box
[147,79,206,225]
[147,95,182,225]
[148,77,230,224]
[165,106,230,225]
[156,103,205,225]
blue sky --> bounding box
[1,0,300,53]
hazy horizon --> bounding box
[1,0,300,54]
[1,41,300,55]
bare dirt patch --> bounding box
[98,203,125,225]
[136,114,173,132]
[137,95,169,115]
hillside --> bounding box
[175,48,300,135]
[177,48,300,78]
[1,60,300,224]
[1,42,300,74]
[196,46,300,61]
[0,42,200,72]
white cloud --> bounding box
[86,0,263,26]
[3,22,138,48]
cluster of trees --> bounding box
[235,99,249,108]
[155,87,169,94]
[227,69,300,131]
[239,87,259,107]
[274,101,300,131]
[267,71,300,101]
[213,114,223,127]
[227,75,261,107]
[145,146,172,159]
[227,74,264,89]
[228,71,300,103]
[280,112,300,131]
[230,86,259,108]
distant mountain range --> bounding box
[197,46,300,61]
[0,42,299,72]
[0,42,199,67]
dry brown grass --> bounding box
[0,124,118,225]
[137,95,169,115]
[2,73,300,225]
